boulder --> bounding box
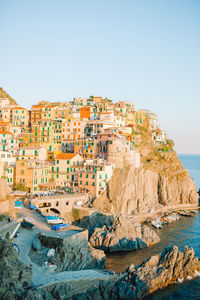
[0,236,32,299]
[90,215,160,252]
[113,245,200,299]
[93,153,198,215]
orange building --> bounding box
[74,140,98,159]
[55,107,72,120]
[16,159,51,193]
[80,107,90,119]
[19,124,41,147]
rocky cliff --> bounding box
[113,245,200,299]
[39,231,105,271]
[21,245,200,300]
[90,215,160,252]
[0,236,32,300]
[0,87,18,105]
[93,145,198,215]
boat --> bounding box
[47,248,55,257]
[15,200,23,209]
[30,204,37,210]
[46,215,63,224]
[52,223,69,231]
[21,220,34,230]
[151,219,163,229]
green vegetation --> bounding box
[166,139,175,150]
[137,125,148,133]
[132,129,140,135]
[167,139,175,146]
[161,146,170,152]
[72,208,80,221]
[0,214,6,222]
[104,97,112,103]
[13,183,28,191]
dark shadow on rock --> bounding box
[72,211,114,237]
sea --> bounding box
[105,154,200,299]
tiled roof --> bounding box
[0,130,13,135]
[56,153,77,160]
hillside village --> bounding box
[0,90,172,210]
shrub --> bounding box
[72,208,80,221]
[13,183,28,191]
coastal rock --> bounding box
[22,246,200,300]
[90,215,160,252]
[0,236,32,299]
[93,155,198,215]
[113,245,200,299]
[39,231,105,271]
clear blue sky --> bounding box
[1,0,200,154]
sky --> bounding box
[1,0,200,154]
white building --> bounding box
[16,146,48,161]
[0,150,16,186]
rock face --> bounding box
[0,87,18,105]
[90,215,160,252]
[39,231,105,271]
[0,236,32,300]
[113,245,200,299]
[22,246,200,300]
[93,158,198,215]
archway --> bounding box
[50,208,60,215]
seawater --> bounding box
[105,154,200,299]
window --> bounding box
[86,181,88,186]
[80,181,82,185]
[56,167,59,172]
[21,170,24,174]
[67,160,69,164]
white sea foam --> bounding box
[194,270,200,277]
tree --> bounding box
[72,208,80,221]
[13,183,28,191]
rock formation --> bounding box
[0,236,32,300]
[93,152,198,215]
[0,87,18,105]
[113,245,200,299]
[39,231,105,271]
[90,215,160,252]
[21,246,200,300]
